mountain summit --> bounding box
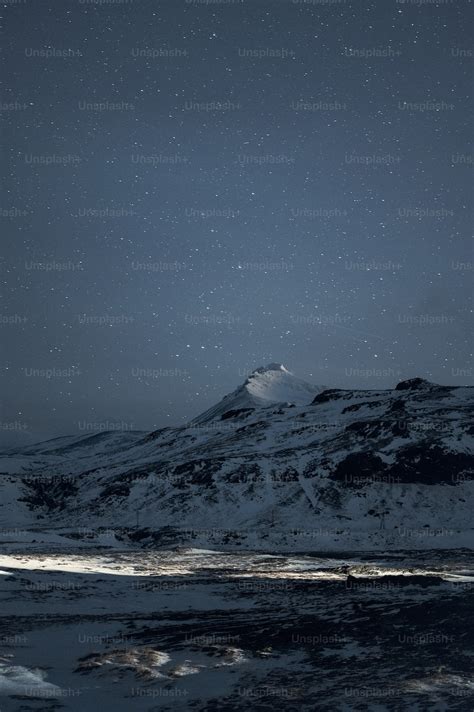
[192,363,325,424]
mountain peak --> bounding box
[192,365,325,424]
[395,377,439,391]
[251,363,290,375]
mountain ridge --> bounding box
[0,370,472,551]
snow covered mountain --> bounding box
[192,363,325,424]
[0,369,472,551]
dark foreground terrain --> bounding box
[0,537,473,711]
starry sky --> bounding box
[1,0,472,446]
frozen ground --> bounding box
[0,534,473,711]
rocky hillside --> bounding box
[0,367,472,551]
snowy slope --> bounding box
[192,363,325,424]
[0,370,473,551]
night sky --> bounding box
[1,0,472,446]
